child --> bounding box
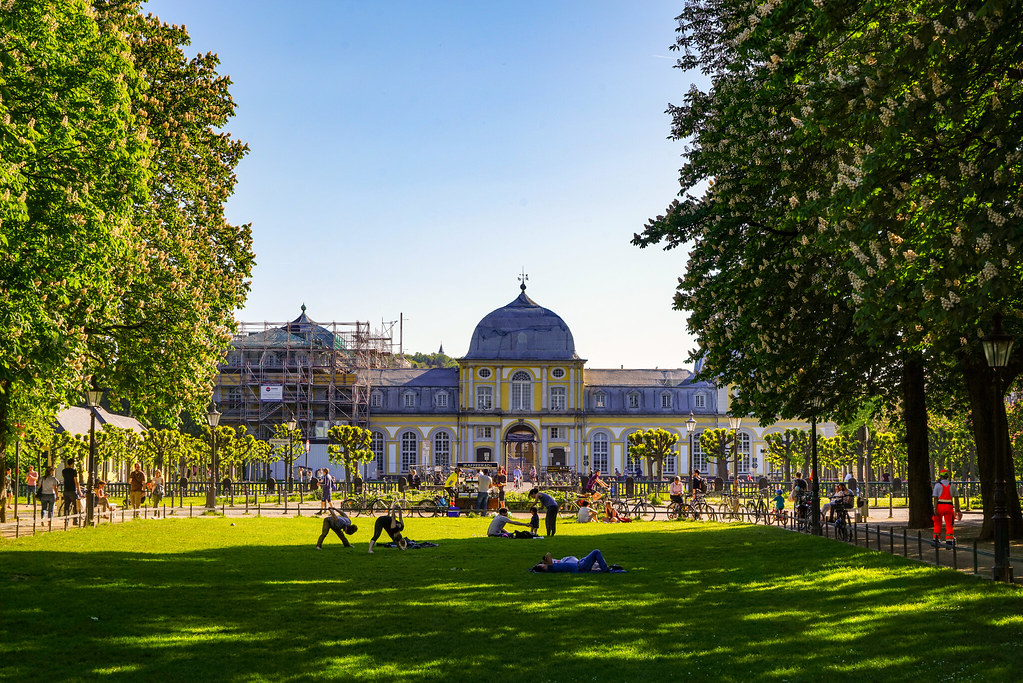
[772,489,786,521]
[529,505,540,536]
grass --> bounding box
[3,517,1023,682]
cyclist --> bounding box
[669,475,686,507]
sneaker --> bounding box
[609,564,623,571]
[315,546,322,550]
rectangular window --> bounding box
[403,393,416,408]
[475,426,492,439]
[595,392,606,408]
[628,393,639,409]
[436,392,448,408]
[549,426,562,439]
[692,434,706,473]
[665,454,677,476]
[371,392,382,408]
[433,433,451,469]
[695,394,706,409]
[661,393,672,409]
[549,387,566,411]
[476,386,493,411]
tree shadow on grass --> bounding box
[2,518,1022,681]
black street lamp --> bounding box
[982,313,1015,583]
[809,396,824,536]
[205,406,221,510]
[85,387,103,525]
[685,412,697,475]
[285,416,297,493]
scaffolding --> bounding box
[214,308,397,441]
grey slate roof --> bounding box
[54,406,147,436]
[463,287,579,361]
[584,369,698,386]
[360,368,459,387]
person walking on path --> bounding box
[319,468,335,514]
[38,467,60,519]
[129,463,146,516]
[25,466,38,505]
[529,488,560,537]
[152,469,166,508]
[932,468,962,547]
[316,505,358,549]
[61,460,81,519]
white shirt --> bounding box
[478,473,492,491]
[577,506,597,523]
[932,479,957,500]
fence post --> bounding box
[189,504,193,518]
[889,528,894,555]
[973,540,979,575]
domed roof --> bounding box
[464,286,579,361]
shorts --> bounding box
[321,488,332,502]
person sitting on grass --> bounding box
[368,506,406,553]
[316,505,358,549]
[603,501,631,523]
[532,550,612,573]
[576,499,598,523]
[487,507,533,537]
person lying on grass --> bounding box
[532,550,611,573]
[487,507,534,537]
[316,505,358,549]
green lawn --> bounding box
[3,517,1021,681]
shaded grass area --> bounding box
[3,518,1023,681]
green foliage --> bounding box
[698,428,734,480]
[405,352,457,369]
[627,428,679,480]
[326,424,374,481]
[818,435,857,472]
[764,429,809,479]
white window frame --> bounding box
[370,432,384,472]
[401,432,418,472]
[435,391,448,408]
[475,426,492,439]
[627,392,640,409]
[510,371,531,411]
[695,394,706,409]
[478,367,492,379]
[370,391,382,408]
[551,367,565,379]
[592,432,610,472]
[402,392,416,408]
[661,392,672,409]
[549,426,562,440]
[595,391,606,409]
[738,432,752,472]
[433,432,451,469]
[692,433,706,474]
[476,386,493,411]
[549,386,566,411]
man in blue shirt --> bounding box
[529,487,560,537]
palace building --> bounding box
[214,285,826,479]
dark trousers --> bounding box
[371,516,403,543]
[545,504,559,537]
[317,517,351,548]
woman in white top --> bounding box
[37,466,60,518]
[152,469,166,507]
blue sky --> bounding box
[143,1,701,368]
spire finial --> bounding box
[301,303,306,313]
[518,268,528,291]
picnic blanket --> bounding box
[381,539,438,550]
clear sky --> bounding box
[143,1,701,369]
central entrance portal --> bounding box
[504,425,536,475]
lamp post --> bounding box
[13,422,24,521]
[84,388,103,525]
[205,406,221,510]
[982,313,1015,583]
[285,417,297,493]
[728,415,741,492]
[685,412,697,477]
[809,396,824,536]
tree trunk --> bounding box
[959,352,1023,540]
[903,356,933,528]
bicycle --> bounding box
[743,488,772,524]
[341,490,391,517]
[410,492,446,517]
[826,502,851,541]
[610,496,657,521]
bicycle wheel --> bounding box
[631,502,655,521]
[341,498,362,517]
[666,502,682,521]
[416,498,440,517]
[369,499,390,516]
[560,499,580,519]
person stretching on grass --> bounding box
[487,507,533,537]
[316,505,358,549]
[368,505,406,553]
[532,550,611,573]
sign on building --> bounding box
[260,384,283,402]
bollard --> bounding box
[973,540,979,575]
[952,543,958,570]
[903,528,907,557]
[190,504,193,518]
[876,525,881,552]
[257,500,261,517]
[16,518,20,538]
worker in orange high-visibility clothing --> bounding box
[932,468,962,547]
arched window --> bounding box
[592,432,609,472]
[511,371,531,411]
[738,432,752,472]
[401,432,418,473]
[692,433,706,474]
[433,431,451,469]
[370,432,384,474]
